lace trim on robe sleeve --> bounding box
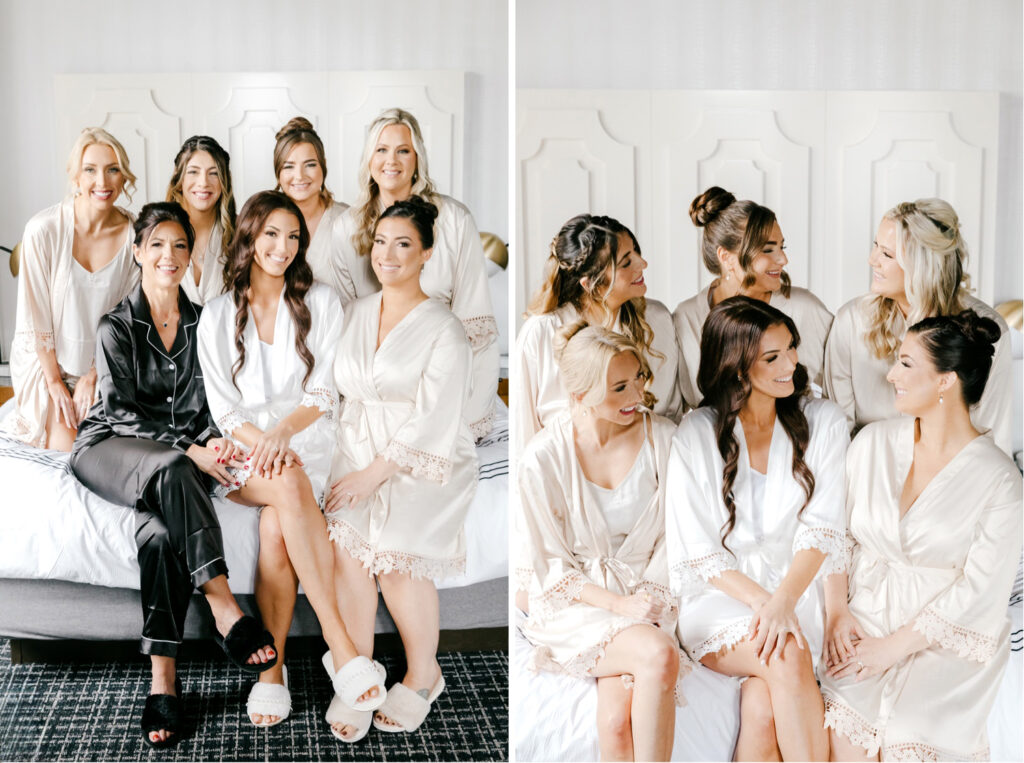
[669,552,736,594]
[792,525,847,577]
[217,410,251,438]
[461,315,498,350]
[468,410,495,442]
[300,385,338,419]
[382,439,453,484]
[16,329,54,353]
[912,606,999,663]
[529,569,588,621]
[634,580,679,628]
[514,565,533,593]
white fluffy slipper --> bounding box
[326,693,372,743]
[321,651,387,711]
[246,666,291,727]
[372,674,445,733]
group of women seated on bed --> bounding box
[2,111,499,747]
[515,190,1021,761]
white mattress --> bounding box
[513,602,1024,761]
[0,398,508,595]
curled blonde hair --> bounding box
[865,198,969,359]
[350,108,439,258]
[555,320,656,410]
[66,127,137,203]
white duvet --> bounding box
[0,399,508,595]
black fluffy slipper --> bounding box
[141,677,182,749]
[214,615,278,673]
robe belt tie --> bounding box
[339,399,414,447]
[585,556,640,593]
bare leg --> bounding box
[145,655,177,745]
[249,506,298,724]
[734,677,781,761]
[200,574,274,665]
[589,624,678,762]
[373,572,442,728]
[828,728,878,762]
[596,676,634,761]
[43,400,75,452]
[701,634,827,761]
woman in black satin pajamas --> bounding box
[69,201,278,748]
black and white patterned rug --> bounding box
[0,640,508,761]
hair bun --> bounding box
[689,186,736,227]
[276,116,315,141]
[952,309,1001,353]
[403,195,439,225]
[554,319,591,363]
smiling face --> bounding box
[868,217,906,301]
[602,231,648,310]
[278,142,324,205]
[746,322,798,400]
[180,149,222,215]
[747,220,788,294]
[134,220,190,290]
[252,208,301,278]
[370,123,417,200]
[76,143,125,209]
[587,350,646,425]
[371,215,432,287]
[886,331,955,415]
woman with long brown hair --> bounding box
[165,135,236,305]
[666,297,847,761]
[197,191,385,731]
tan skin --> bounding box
[42,143,133,451]
[131,220,274,744]
[698,323,829,762]
[711,221,789,307]
[278,142,327,238]
[867,218,912,316]
[178,149,222,287]
[370,124,419,208]
[217,208,377,725]
[822,331,968,762]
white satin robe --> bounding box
[3,199,138,447]
[672,284,834,409]
[197,283,341,500]
[325,294,478,580]
[513,299,684,456]
[303,200,350,288]
[180,220,227,306]
[823,293,1013,456]
[665,399,848,662]
[517,410,692,702]
[326,195,499,440]
[820,417,1022,761]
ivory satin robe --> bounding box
[665,399,848,662]
[197,283,341,500]
[180,220,227,306]
[326,195,499,440]
[823,294,1013,456]
[3,199,138,447]
[325,294,478,580]
[672,284,834,409]
[303,200,350,289]
[517,410,692,702]
[820,418,1022,761]
[513,299,684,457]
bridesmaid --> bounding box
[518,322,688,762]
[666,297,847,761]
[515,213,683,456]
[165,135,236,305]
[273,117,349,286]
[332,108,499,440]
[821,310,1021,761]
[673,187,833,408]
[325,198,478,742]
[3,127,139,450]
[824,198,1012,454]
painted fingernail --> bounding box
[246,457,251,461]
[234,481,240,486]
[213,446,219,451]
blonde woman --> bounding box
[514,213,683,457]
[273,117,349,286]
[672,187,833,409]
[518,322,688,762]
[824,198,1012,454]
[330,108,498,440]
[165,135,236,305]
[3,127,139,450]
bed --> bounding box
[0,398,509,650]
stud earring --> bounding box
[725,271,731,282]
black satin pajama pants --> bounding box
[70,437,229,658]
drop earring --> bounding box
[939,392,944,405]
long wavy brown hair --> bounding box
[225,191,315,390]
[697,296,814,551]
[165,135,237,255]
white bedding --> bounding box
[0,398,508,595]
[513,602,1024,761]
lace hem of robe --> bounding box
[461,315,498,350]
[15,329,54,353]
[792,524,847,576]
[217,410,251,438]
[382,439,453,484]
[669,552,736,593]
[326,518,466,580]
[527,570,587,621]
[0,410,46,449]
[823,695,881,757]
[300,386,337,419]
[468,410,495,441]
[912,606,999,663]
[688,617,751,660]
[884,741,989,761]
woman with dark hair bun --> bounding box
[70,201,277,748]
[324,196,478,741]
[820,310,1021,762]
[666,296,847,761]
[165,135,236,304]
[197,191,385,731]
[673,187,833,409]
